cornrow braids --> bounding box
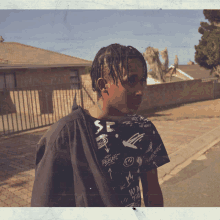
[90,43,147,97]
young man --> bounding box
[31,43,170,207]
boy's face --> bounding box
[102,58,146,115]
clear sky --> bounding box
[0,10,207,65]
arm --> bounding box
[141,168,164,207]
[31,127,76,207]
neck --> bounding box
[87,99,128,121]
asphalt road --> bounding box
[161,141,220,207]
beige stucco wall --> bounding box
[138,79,214,113]
[14,66,85,88]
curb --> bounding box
[158,124,220,183]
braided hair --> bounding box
[90,43,147,97]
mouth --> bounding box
[128,98,142,109]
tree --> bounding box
[169,55,179,82]
[203,9,220,25]
[0,36,4,42]
[195,10,220,75]
[143,47,178,83]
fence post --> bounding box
[80,76,84,109]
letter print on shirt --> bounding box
[94,120,104,134]
[96,134,110,153]
[106,121,115,132]
[128,186,141,202]
[101,153,120,167]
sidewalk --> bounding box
[1,98,220,207]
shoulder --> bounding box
[119,114,162,138]
[38,108,85,148]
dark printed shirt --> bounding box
[89,114,170,207]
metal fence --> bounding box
[0,82,97,137]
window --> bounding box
[70,70,80,89]
[0,72,16,90]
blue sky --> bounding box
[0,10,207,65]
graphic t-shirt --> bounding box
[89,114,170,207]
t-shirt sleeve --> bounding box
[140,121,170,172]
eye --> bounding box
[141,77,146,83]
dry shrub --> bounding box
[143,47,178,83]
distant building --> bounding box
[166,64,215,81]
[147,63,214,84]
[147,76,161,85]
[0,42,92,114]
[0,42,92,89]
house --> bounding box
[166,64,215,82]
[0,41,92,88]
[0,41,93,114]
[147,76,161,85]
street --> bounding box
[161,141,220,207]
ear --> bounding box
[96,78,108,91]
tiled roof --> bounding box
[0,42,92,66]
[173,65,212,79]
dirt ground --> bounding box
[138,98,220,121]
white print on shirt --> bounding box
[115,134,119,138]
[146,143,162,163]
[96,134,110,153]
[139,122,151,128]
[127,114,136,117]
[153,161,158,168]
[131,117,139,121]
[153,130,155,134]
[94,120,104,134]
[106,121,115,132]
[122,133,145,149]
[102,153,120,167]
[122,121,133,126]
[123,157,135,167]
[125,202,139,207]
[108,168,112,179]
[120,183,127,191]
[129,186,141,202]
[145,141,153,154]
[125,171,134,186]
[144,123,151,128]
[138,115,145,120]
[121,197,128,204]
[137,157,143,167]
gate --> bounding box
[0,82,97,137]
